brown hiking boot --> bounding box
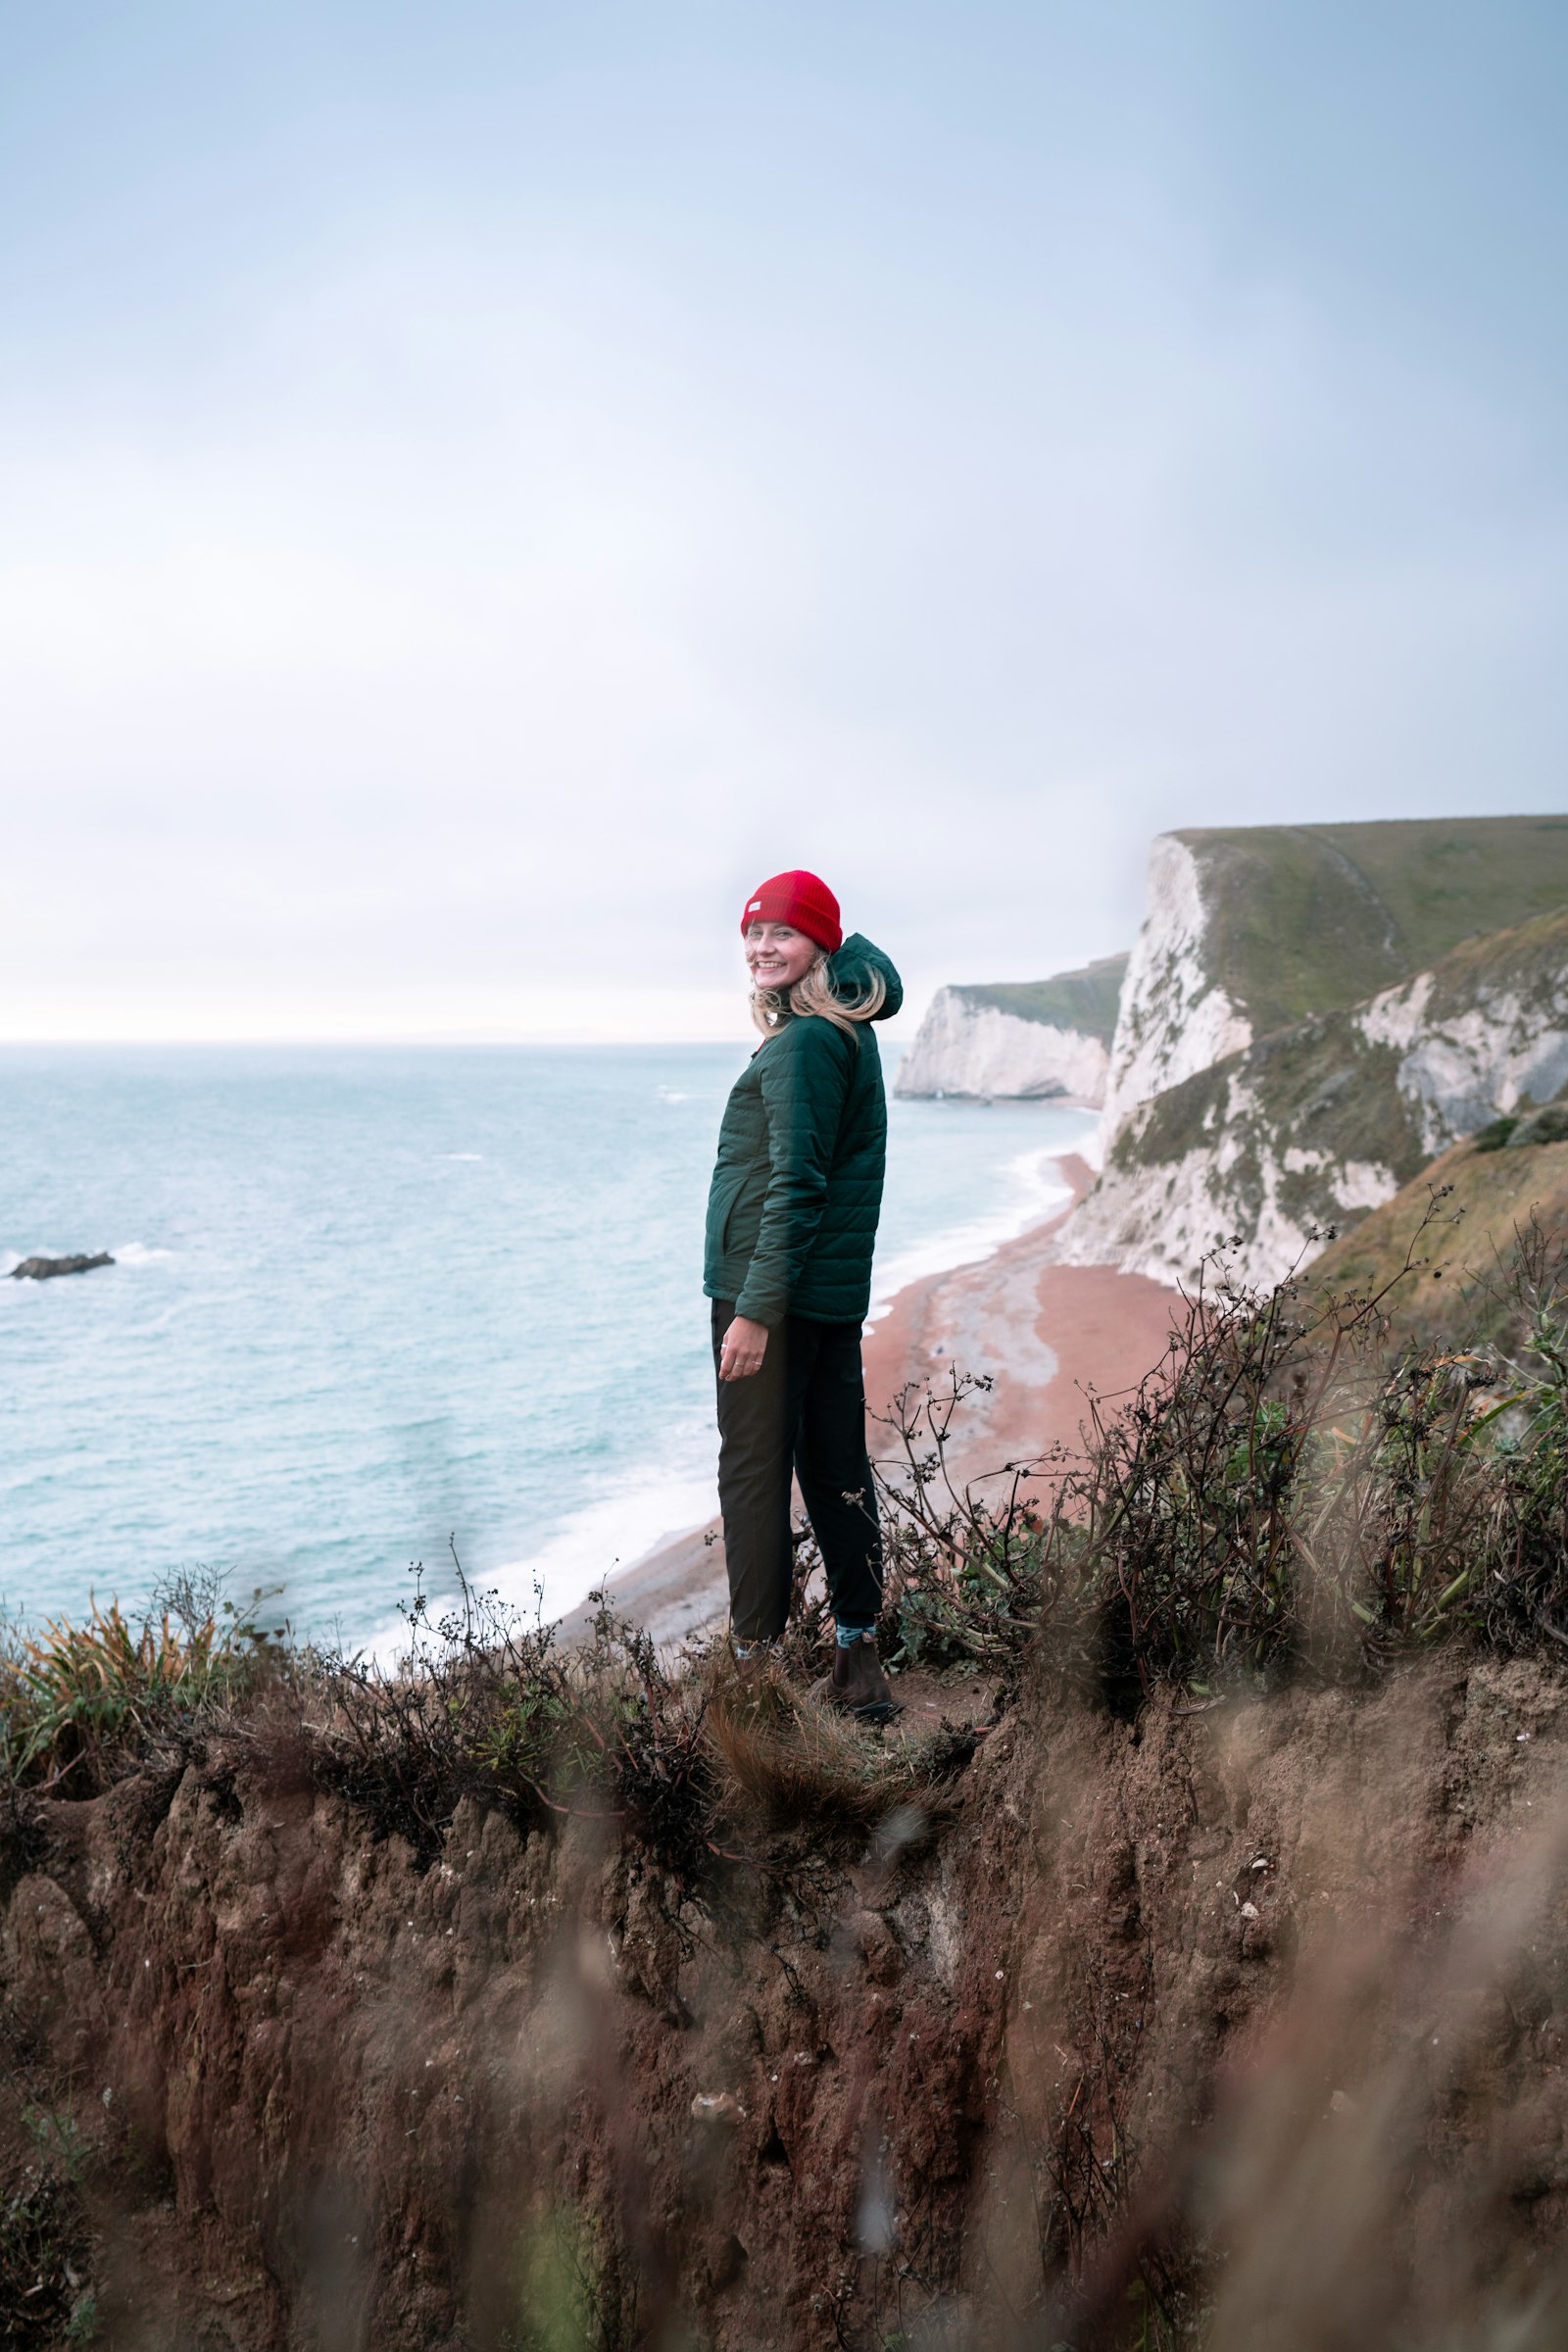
[828,1634,899,1722]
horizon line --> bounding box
[0,1031,771,1050]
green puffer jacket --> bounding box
[704,934,904,1327]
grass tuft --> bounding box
[703,1651,947,1835]
[0,1570,283,1795]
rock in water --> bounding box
[8,1251,115,1281]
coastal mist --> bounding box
[0,1044,1093,1644]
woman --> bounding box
[704,869,903,1715]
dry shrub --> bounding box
[861,1198,1568,1711]
[872,1368,1090,1687]
[1080,1200,1568,1689]
[702,1649,969,1836]
[310,1564,718,1886]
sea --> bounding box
[0,1045,1095,1650]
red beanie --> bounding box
[740,870,843,955]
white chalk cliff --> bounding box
[1064,905,1568,1290]
[1064,817,1568,1289]
[894,956,1128,1105]
[895,994,1107,1102]
[1098,835,1252,1135]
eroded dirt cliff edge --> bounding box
[7,1654,1568,2349]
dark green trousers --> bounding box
[710,1298,884,1642]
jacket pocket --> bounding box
[722,1174,767,1261]
[705,1168,748,1262]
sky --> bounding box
[2,1,1565,1043]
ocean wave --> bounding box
[657,1088,692,1102]
[360,1442,719,1668]
[112,1242,175,1266]
[436,1152,485,1161]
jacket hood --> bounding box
[828,932,903,1022]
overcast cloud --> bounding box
[2,2,1565,1041]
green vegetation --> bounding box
[505,2207,631,2352]
[1102,903,1568,1288]
[1174,813,1568,1040]
[1475,1102,1568,1152]
[954,951,1129,1042]
[9,1210,1568,1856]
[0,2112,94,2346]
[0,1574,284,1794]
[1310,1133,1568,1350]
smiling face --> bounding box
[745,920,819,992]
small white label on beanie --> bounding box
[748,901,761,911]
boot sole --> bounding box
[834,1696,902,1724]
[809,1675,903,1724]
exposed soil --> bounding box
[7,1651,1568,2349]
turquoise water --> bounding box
[0,1045,1093,1645]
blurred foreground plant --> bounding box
[310,1555,718,1883]
[0,1570,283,1794]
[311,1549,972,1893]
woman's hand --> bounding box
[719,1315,770,1381]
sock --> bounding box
[836,1620,875,1648]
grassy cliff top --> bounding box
[1172,814,1568,1041]
[952,952,1128,1041]
[1308,1128,1568,1350]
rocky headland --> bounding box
[1066,812,1568,1287]
[894,956,1127,1105]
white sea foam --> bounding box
[436,1152,484,1161]
[866,1145,1077,1320]
[111,1242,175,1266]
[360,1443,719,1666]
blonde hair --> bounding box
[751,951,887,1038]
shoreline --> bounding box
[564,1150,1177,1648]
